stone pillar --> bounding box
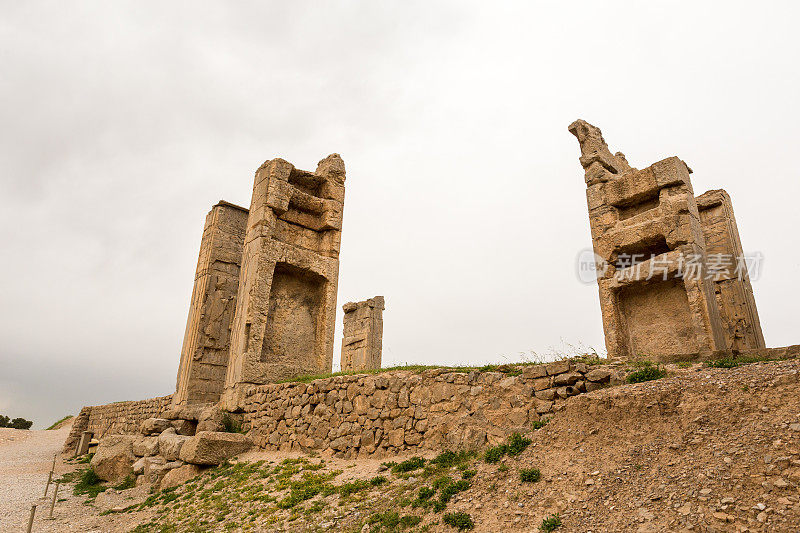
[340,296,385,372]
[696,190,765,351]
[569,119,735,358]
[174,201,248,405]
[75,431,93,457]
[223,155,345,407]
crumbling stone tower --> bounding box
[340,296,385,372]
[223,155,346,405]
[568,120,764,358]
[174,201,248,405]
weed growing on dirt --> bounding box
[626,362,666,383]
[519,467,541,483]
[443,511,475,530]
[114,475,136,490]
[532,418,550,430]
[484,445,508,463]
[540,513,562,531]
[392,457,425,474]
[73,468,106,498]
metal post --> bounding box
[26,504,36,533]
[47,481,59,519]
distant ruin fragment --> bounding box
[340,296,385,372]
[568,120,764,358]
[222,155,346,405]
[174,201,248,405]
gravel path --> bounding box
[0,424,72,531]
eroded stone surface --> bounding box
[568,119,764,358]
[179,431,253,465]
[175,202,248,406]
[340,296,384,372]
[90,435,136,482]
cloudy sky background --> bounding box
[1,1,798,428]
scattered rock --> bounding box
[179,431,253,465]
[90,435,136,482]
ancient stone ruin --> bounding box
[62,126,789,492]
[173,155,346,408]
[174,201,248,405]
[568,119,765,359]
[223,154,346,407]
[340,296,385,372]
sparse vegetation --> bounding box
[45,415,73,430]
[484,444,508,463]
[532,418,550,430]
[519,467,541,482]
[507,432,532,456]
[443,511,474,530]
[72,467,106,498]
[114,475,136,490]
[370,475,388,486]
[626,362,666,383]
[391,456,425,474]
[221,411,244,434]
[540,513,562,531]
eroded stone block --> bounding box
[340,296,385,372]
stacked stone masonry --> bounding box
[568,120,764,359]
[63,395,173,453]
[340,296,385,372]
[238,361,616,458]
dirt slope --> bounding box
[441,358,800,532]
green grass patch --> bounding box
[73,468,106,499]
[519,467,541,482]
[540,513,562,531]
[626,362,666,383]
[507,433,532,456]
[532,418,550,430]
[391,456,425,474]
[443,511,474,530]
[370,475,388,486]
[484,444,508,463]
[114,475,136,490]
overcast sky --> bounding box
[1,1,798,428]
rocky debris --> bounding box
[90,434,136,482]
[140,418,172,435]
[170,418,197,435]
[179,431,252,465]
[160,464,203,489]
[196,404,225,433]
[132,436,158,457]
[157,428,190,461]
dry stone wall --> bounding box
[63,395,174,453]
[238,360,617,459]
